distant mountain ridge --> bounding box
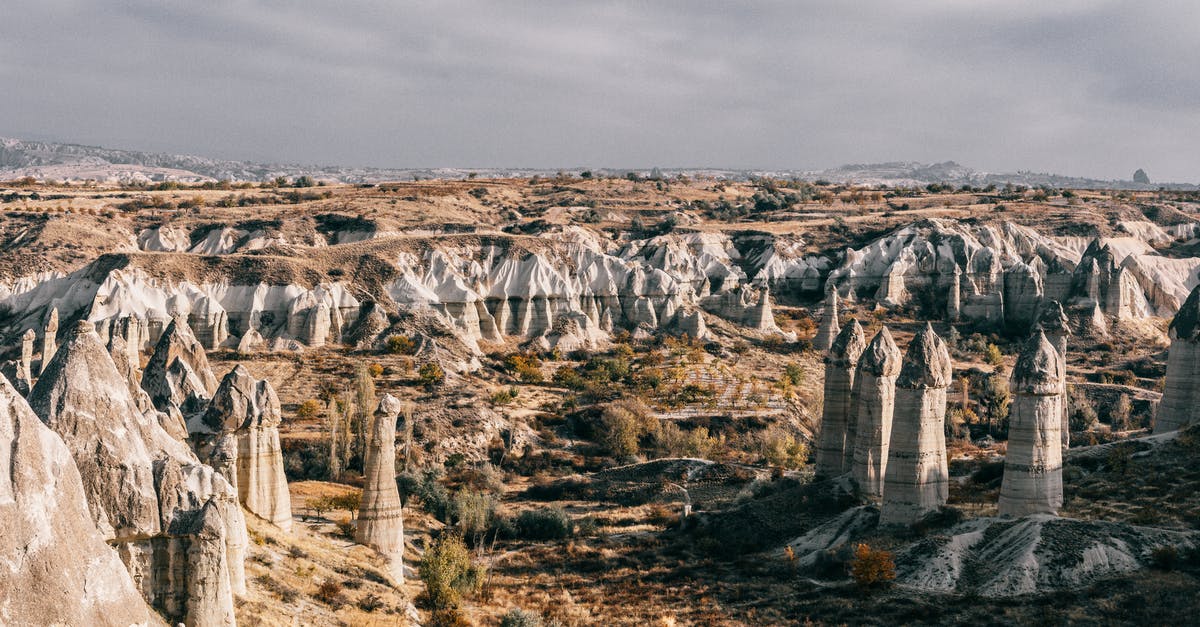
[0,136,1192,189]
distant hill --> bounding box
[0,136,1192,189]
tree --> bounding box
[979,373,1010,437]
[850,543,896,587]
[984,343,1004,367]
[419,362,446,388]
[419,534,485,610]
[327,398,342,481]
[297,398,321,419]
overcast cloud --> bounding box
[1,1,1196,180]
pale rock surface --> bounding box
[813,289,840,353]
[141,316,219,418]
[39,306,58,374]
[17,327,35,393]
[29,321,244,626]
[193,365,293,531]
[851,326,901,499]
[998,331,1064,516]
[356,394,406,581]
[814,320,865,477]
[0,376,162,627]
[880,323,952,526]
[1036,299,1071,447]
[1156,283,1200,433]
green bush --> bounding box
[419,534,485,610]
[515,507,573,540]
[501,608,545,627]
[386,334,418,355]
[419,362,446,387]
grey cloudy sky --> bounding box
[1,1,1196,180]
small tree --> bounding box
[419,362,446,388]
[984,343,1004,367]
[419,534,485,610]
[849,543,896,588]
[297,398,322,419]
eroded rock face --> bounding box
[39,306,58,375]
[0,376,161,627]
[881,323,952,526]
[356,394,405,581]
[29,320,243,626]
[852,327,901,499]
[1156,283,1200,434]
[192,365,292,531]
[17,327,35,393]
[813,289,840,353]
[1036,299,1071,446]
[814,319,865,477]
[999,331,1064,517]
[142,316,219,419]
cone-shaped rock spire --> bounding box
[880,323,952,525]
[814,319,865,476]
[851,326,901,499]
[814,288,841,353]
[1157,284,1200,433]
[196,365,293,531]
[998,331,1064,516]
[356,394,406,581]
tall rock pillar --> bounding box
[814,288,840,353]
[40,306,59,375]
[1156,284,1200,433]
[998,330,1065,516]
[356,394,406,581]
[1036,299,1071,447]
[851,326,901,500]
[880,323,952,526]
[813,319,865,477]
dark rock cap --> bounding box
[897,322,953,389]
[1011,330,1063,395]
[826,319,865,366]
[1171,283,1200,342]
[858,326,901,377]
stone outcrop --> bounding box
[1156,283,1200,434]
[0,375,161,626]
[29,320,245,626]
[356,394,406,581]
[39,306,58,374]
[814,319,865,477]
[813,289,840,353]
[998,331,1064,517]
[1036,299,1071,447]
[193,365,293,531]
[880,323,952,526]
[17,327,35,392]
[142,316,219,419]
[851,326,901,499]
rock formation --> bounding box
[851,326,901,499]
[356,394,405,581]
[880,323,952,526]
[142,316,220,419]
[39,306,58,374]
[813,319,865,477]
[29,320,245,626]
[193,365,293,531]
[13,328,35,394]
[998,331,1064,517]
[813,289,840,353]
[0,375,161,626]
[1156,283,1200,433]
[1036,299,1071,447]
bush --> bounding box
[599,398,657,457]
[296,398,322,419]
[453,489,496,543]
[782,363,804,387]
[505,352,544,383]
[315,579,346,607]
[760,427,808,470]
[849,543,896,588]
[386,334,417,355]
[984,343,1004,367]
[367,363,384,378]
[491,387,519,405]
[419,534,486,610]
[358,592,385,612]
[419,362,446,388]
[515,507,573,540]
[501,608,545,627]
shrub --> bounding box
[296,398,322,419]
[419,362,446,388]
[515,507,573,540]
[315,579,346,607]
[491,387,519,405]
[782,363,804,387]
[453,489,496,544]
[419,534,485,610]
[599,398,657,457]
[849,543,896,587]
[358,592,385,612]
[983,343,1004,367]
[386,334,417,355]
[501,608,545,627]
[367,363,384,378]
[505,352,545,383]
[760,427,808,470]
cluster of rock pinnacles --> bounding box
[0,313,406,625]
[813,293,1072,523]
[815,282,1200,523]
